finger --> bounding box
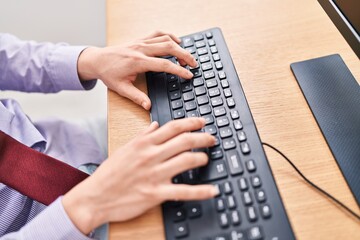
[143,57,193,79]
[115,82,151,110]
[142,31,181,44]
[148,117,205,144]
[141,42,197,67]
[141,121,159,135]
[142,35,175,44]
[155,152,208,180]
[158,184,218,201]
[156,132,215,162]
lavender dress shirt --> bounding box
[0,33,104,239]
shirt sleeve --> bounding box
[0,33,96,93]
[0,197,93,240]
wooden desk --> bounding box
[107,0,360,239]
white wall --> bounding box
[0,0,107,121]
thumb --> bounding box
[116,83,151,110]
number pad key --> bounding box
[200,160,228,182]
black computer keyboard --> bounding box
[146,28,295,240]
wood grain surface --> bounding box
[107,0,360,239]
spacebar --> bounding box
[153,74,172,126]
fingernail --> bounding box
[141,101,148,109]
[187,71,193,78]
[213,185,220,196]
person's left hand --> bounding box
[77,31,197,110]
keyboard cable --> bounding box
[262,142,360,221]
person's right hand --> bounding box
[62,117,218,235]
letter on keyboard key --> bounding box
[200,160,228,182]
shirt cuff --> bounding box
[46,45,97,91]
[20,196,93,240]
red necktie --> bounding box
[0,131,89,206]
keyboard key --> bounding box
[230,230,246,240]
[209,147,223,160]
[226,150,244,176]
[182,37,194,47]
[194,34,204,41]
[230,109,239,119]
[195,86,207,96]
[199,55,211,63]
[197,48,208,55]
[219,213,229,228]
[172,208,186,222]
[203,114,215,125]
[204,70,215,79]
[237,131,247,141]
[233,120,243,130]
[220,127,233,138]
[209,87,221,97]
[221,79,229,88]
[181,82,193,92]
[208,39,216,46]
[173,109,185,119]
[183,168,199,184]
[206,79,218,88]
[185,101,197,111]
[215,61,223,70]
[202,62,213,71]
[224,88,232,97]
[210,46,218,53]
[199,105,212,115]
[227,195,236,209]
[251,175,261,188]
[248,226,263,240]
[215,235,229,240]
[193,77,204,87]
[247,206,258,222]
[216,116,229,127]
[240,142,251,154]
[214,106,226,117]
[197,95,209,105]
[167,74,178,82]
[246,159,256,172]
[243,191,253,205]
[188,204,202,218]
[183,91,195,101]
[255,189,266,203]
[204,125,217,135]
[227,98,236,108]
[200,160,228,182]
[260,204,271,219]
[211,96,223,107]
[169,90,181,100]
[223,138,236,150]
[195,40,206,48]
[191,68,202,78]
[231,210,241,226]
[216,198,226,212]
[174,222,189,238]
[223,182,233,194]
[205,31,213,39]
[213,53,221,61]
[185,46,196,54]
[171,99,183,110]
[187,110,199,118]
[168,82,180,91]
[218,71,226,79]
[238,177,248,191]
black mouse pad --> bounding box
[291,54,360,206]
